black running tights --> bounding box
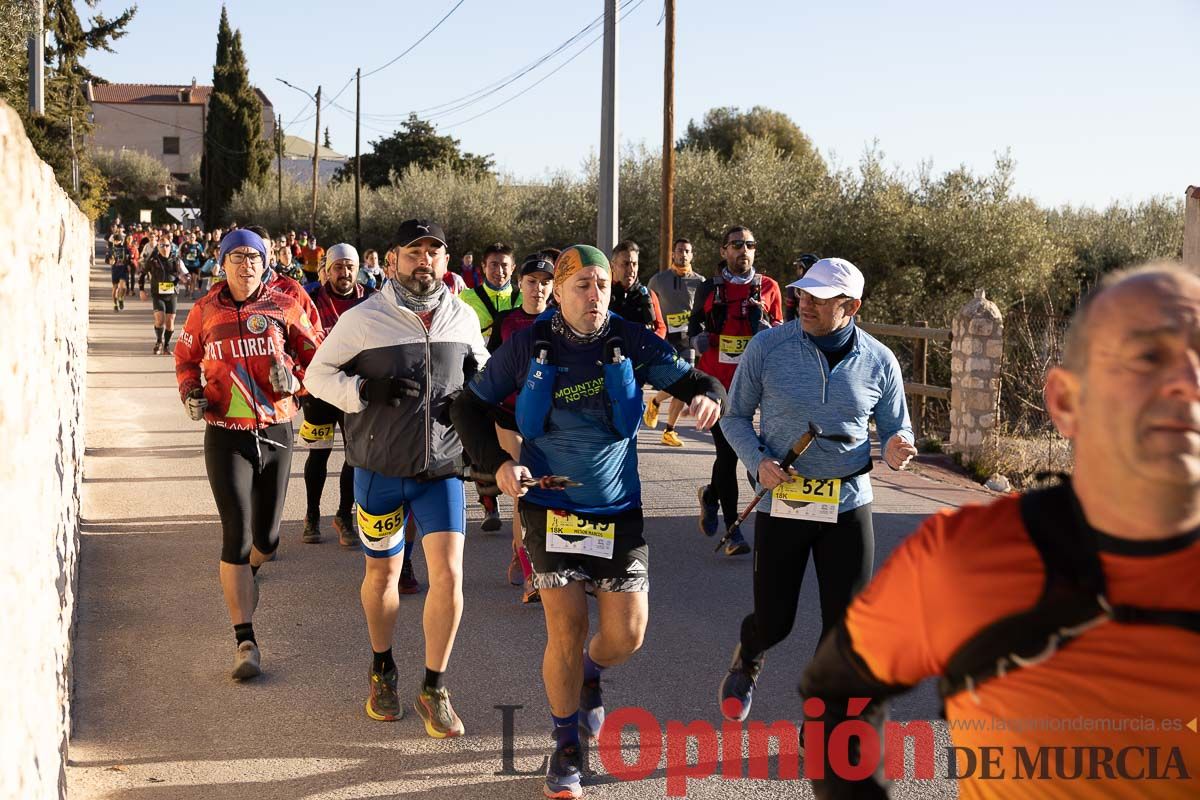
[705,421,741,527]
[739,504,874,660]
[304,448,353,519]
[205,423,293,564]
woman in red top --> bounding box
[174,229,322,681]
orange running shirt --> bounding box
[846,494,1200,799]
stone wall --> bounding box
[0,101,91,800]
[949,289,1004,456]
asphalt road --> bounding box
[68,252,979,799]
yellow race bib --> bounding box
[545,510,616,559]
[357,505,406,542]
[665,311,689,333]
[718,335,751,364]
[771,476,841,523]
[298,420,335,447]
[157,282,176,295]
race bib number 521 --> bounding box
[771,476,841,523]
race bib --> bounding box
[545,510,615,560]
[666,311,689,334]
[298,420,335,448]
[718,335,751,364]
[157,282,176,295]
[357,505,405,541]
[771,476,841,523]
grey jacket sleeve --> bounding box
[303,312,366,414]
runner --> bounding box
[180,231,206,299]
[300,243,372,549]
[452,244,725,799]
[460,242,521,532]
[174,228,322,679]
[143,239,191,354]
[608,240,666,337]
[108,232,132,312]
[304,219,488,734]
[715,257,915,721]
[689,225,784,556]
[298,233,325,284]
[801,262,1200,799]
[783,253,819,322]
[486,253,557,604]
[357,249,385,290]
[644,237,705,446]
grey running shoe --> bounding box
[365,667,403,721]
[719,644,764,721]
[232,641,261,680]
[302,516,322,544]
[416,686,465,738]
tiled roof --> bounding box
[90,82,272,107]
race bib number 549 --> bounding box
[545,511,615,559]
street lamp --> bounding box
[275,77,322,238]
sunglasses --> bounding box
[726,239,757,250]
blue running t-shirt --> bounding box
[469,312,690,515]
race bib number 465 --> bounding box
[545,510,615,559]
[357,505,405,541]
[771,476,841,523]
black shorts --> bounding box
[151,294,178,314]
[667,332,695,365]
[299,395,344,449]
[519,500,649,592]
[111,266,129,286]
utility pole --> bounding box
[659,0,675,272]
[596,0,619,254]
[275,113,283,222]
[28,0,44,115]
[355,67,362,251]
[310,85,321,238]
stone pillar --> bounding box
[1184,185,1200,269]
[950,289,1004,457]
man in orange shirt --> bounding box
[800,261,1200,798]
[298,233,325,285]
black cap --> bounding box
[519,253,556,278]
[396,219,447,249]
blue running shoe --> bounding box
[697,485,719,537]
[719,644,764,722]
[544,742,583,799]
[579,677,605,740]
[723,529,750,557]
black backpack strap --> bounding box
[474,285,499,320]
[939,481,1112,703]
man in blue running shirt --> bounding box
[452,244,725,799]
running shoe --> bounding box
[719,644,764,722]
[723,529,751,557]
[522,580,541,604]
[113,303,119,312]
[507,549,523,586]
[399,559,422,595]
[544,742,584,799]
[366,667,403,721]
[481,508,502,532]
[302,516,322,544]
[231,641,261,680]
[697,485,720,537]
[332,512,356,547]
[416,686,465,738]
[152,342,163,355]
[118,299,124,310]
[642,397,661,429]
[661,430,684,447]
[579,677,605,740]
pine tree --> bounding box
[323,126,332,149]
[202,6,269,225]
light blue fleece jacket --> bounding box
[719,319,913,514]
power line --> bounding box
[360,0,467,79]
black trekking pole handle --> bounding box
[714,423,822,553]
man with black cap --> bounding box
[713,257,917,723]
[304,220,489,737]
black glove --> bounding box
[436,390,461,427]
[361,376,422,407]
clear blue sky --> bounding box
[84,0,1199,208]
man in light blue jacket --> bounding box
[715,257,918,722]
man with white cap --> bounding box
[300,243,375,547]
[714,257,917,722]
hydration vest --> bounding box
[702,272,763,335]
[939,479,1200,704]
[614,283,656,328]
[515,317,643,441]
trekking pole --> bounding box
[714,421,854,553]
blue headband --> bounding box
[218,229,268,266]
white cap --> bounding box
[325,243,360,267]
[786,257,864,300]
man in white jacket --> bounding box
[305,219,489,738]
